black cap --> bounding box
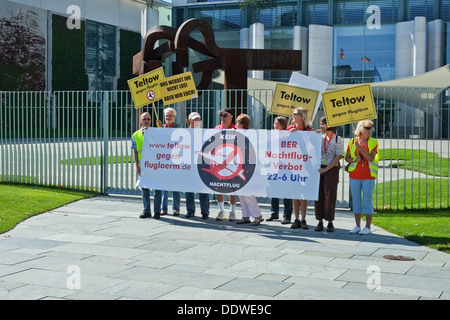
[218,108,234,117]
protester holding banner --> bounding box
[345,120,379,235]
[185,112,210,219]
[132,112,161,219]
[235,114,264,226]
[287,107,314,229]
[215,108,238,221]
[156,107,181,216]
[267,116,293,225]
[314,116,343,232]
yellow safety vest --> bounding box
[133,129,145,160]
[347,137,379,179]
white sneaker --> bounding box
[349,226,361,234]
[216,210,226,221]
[359,227,372,235]
[228,211,236,222]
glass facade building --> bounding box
[172,0,450,84]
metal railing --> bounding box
[1,88,449,210]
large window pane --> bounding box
[85,20,117,90]
[265,29,294,82]
[303,1,328,26]
[443,0,450,21]
[335,0,399,25]
[446,23,450,65]
[335,0,366,24]
[333,25,395,84]
[407,0,434,20]
[187,6,241,30]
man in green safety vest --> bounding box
[131,112,162,219]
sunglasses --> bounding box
[142,118,151,120]
[220,113,230,118]
[364,126,373,130]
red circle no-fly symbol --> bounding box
[196,131,256,193]
[146,90,155,101]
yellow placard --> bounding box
[127,67,165,109]
[270,83,319,121]
[322,84,377,127]
[158,72,198,106]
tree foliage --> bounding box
[0,10,45,90]
[238,0,277,23]
[238,0,277,11]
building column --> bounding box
[427,19,445,71]
[395,17,427,78]
[395,17,428,138]
[247,22,264,128]
[249,22,264,79]
[293,26,308,75]
[427,20,445,138]
[307,24,333,83]
[141,7,159,48]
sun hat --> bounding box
[188,112,201,121]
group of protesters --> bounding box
[132,106,379,235]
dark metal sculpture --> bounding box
[133,18,302,109]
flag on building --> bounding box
[339,48,345,59]
[361,56,371,63]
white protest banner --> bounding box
[137,128,321,200]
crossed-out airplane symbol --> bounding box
[195,144,246,181]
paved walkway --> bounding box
[0,195,449,300]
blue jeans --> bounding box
[186,192,210,215]
[142,188,151,214]
[350,178,375,215]
[162,190,180,212]
[153,189,162,214]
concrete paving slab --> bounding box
[0,194,448,301]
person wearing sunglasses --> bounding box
[215,108,238,221]
[287,107,313,230]
[267,116,293,225]
[345,120,379,235]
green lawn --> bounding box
[379,148,449,177]
[62,155,132,165]
[375,178,450,210]
[0,183,98,234]
[375,148,450,210]
[370,148,450,253]
[373,210,450,253]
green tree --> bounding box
[238,0,277,23]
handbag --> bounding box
[344,137,354,173]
